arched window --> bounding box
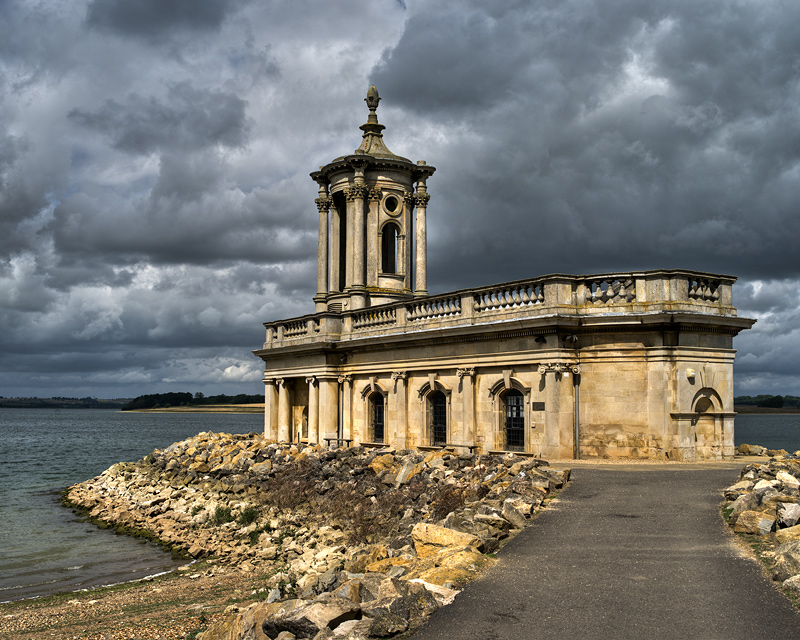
[502,389,525,452]
[429,390,448,446]
[369,392,385,443]
[381,223,399,274]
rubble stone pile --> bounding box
[65,432,569,640]
[723,445,800,593]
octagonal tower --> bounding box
[311,86,436,312]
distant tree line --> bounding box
[734,395,800,409]
[0,397,128,409]
[121,392,263,411]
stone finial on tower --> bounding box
[356,86,399,159]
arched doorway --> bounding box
[503,389,525,451]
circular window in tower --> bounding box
[383,194,401,216]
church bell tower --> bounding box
[310,86,436,312]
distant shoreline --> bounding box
[129,403,263,414]
[734,406,800,414]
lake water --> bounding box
[0,408,262,602]
[0,409,798,602]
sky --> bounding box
[1,0,799,400]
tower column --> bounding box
[347,168,368,309]
[414,179,430,296]
[314,183,330,312]
[330,198,341,293]
[366,187,380,288]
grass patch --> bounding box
[237,505,259,525]
[211,506,235,525]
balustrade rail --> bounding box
[474,281,544,313]
[407,294,461,322]
[352,307,397,330]
[259,270,737,349]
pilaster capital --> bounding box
[456,367,476,379]
[305,375,317,386]
[338,374,353,384]
[391,371,408,382]
[276,377,285,387]
[537,362,579,376]
[368,187,381,202]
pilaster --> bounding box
[392,371,408,449]
[457,367,476,447]
[306,376,319,444]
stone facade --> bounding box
[254,87,755,461]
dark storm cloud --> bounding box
[86,0,239,39]
[373,0,800,291]
[1,0,797,398]
[69,83,251,154]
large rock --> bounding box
[199,601,303,640]
[411,523,482,558]
[262,595,360,639]
[733,510,775,535]
[773,540,800,582]
[778,502,800,528]
[776,524,800,544]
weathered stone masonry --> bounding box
[254,87,755,461]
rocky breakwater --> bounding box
[723,447,800,595]
[65,432,569,639]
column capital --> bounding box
[368,187,381,202]
[413,193,431,207]
[315,196,332,212]
[345,185,368,201]
[457,367,476,379]
[275,377,286,387]
[305,375,317,386]
[391,371,408,381]
[338,374,353,384]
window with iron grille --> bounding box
[370,392,385,443]
[504,389,525,451]
[429,390,447,446]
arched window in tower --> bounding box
[502,389,525,451]
[369,392,385,443]
[381,223,399,274]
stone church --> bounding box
[254,87,755,460]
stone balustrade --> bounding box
[260,269,738,350]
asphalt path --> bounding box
[410,463,800,640]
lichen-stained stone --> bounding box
[733,510,775,535]
[411,523,482,558]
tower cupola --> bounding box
[311,87,435,312]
